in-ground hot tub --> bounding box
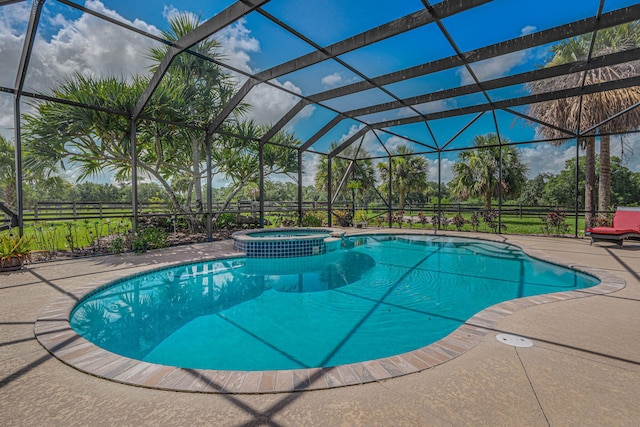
[232,228,342,258]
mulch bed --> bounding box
[29,230,237,263]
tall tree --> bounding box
[22,13,259,232]
[450,134,527,210]
[518,173,552,206]
[541,155,640,208]
[527,23,640,225]
[0,135,16,208]
[212,120,300,222]
[21,74,191,215]
[146,12,245,212]
[607,156,640,206]
[542,157,586,209]
[0,135,15,210]
[315,142,375,204]
[376,144,428,210]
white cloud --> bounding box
[286,103,316,131]
[611,134,640,172]
[31,0,160,89]
[458,51,529,85]
[321,72,342,87]
[202,18,309,129]
[216,18,260,74]
[158,8,259,77]
[519,143,575,178]
[0,2,310,139]
[0,2,33,136]
[426,157,455,183]
[456,25,539,86]
[244,79,308,126]
[0,1,161,138]
[161,5,189,23]
[384,135,409,153]
[0,95,13,137]
[396,99,455,118]
[361,134,427,159]
[0,1,159,91]
[361,136,387,157]
[338,123,367,144]
[0,1,29,39]
[302,152,321,186]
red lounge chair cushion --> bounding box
[587,226,639,235]
[612,210,640,231]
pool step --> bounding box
[324,237,342,252]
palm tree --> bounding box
[21,73,189,216]
[22,14,252,232]
[146,13,244,212]
[527,23,640,225]
[376,144,428,210]
[315,142,375,203]
[450,134,527,210]
[23,73,137,181]
[0,135,15,210]
[211,120,300,222]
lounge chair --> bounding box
[586,207,640,247]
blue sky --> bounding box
[1,0,639,185]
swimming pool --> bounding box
[69,234,600,372]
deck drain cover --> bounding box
[496,334,533,347]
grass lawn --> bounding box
[14,218,132,253]
[359,211,585,236]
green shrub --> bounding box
[0,232,33,268]
[139,215,176,232]
[332,210,352,227]
[541,210,570,235]
[132,226,169,254]
[451,214,466,231]
[109,236,126,255]
[417,212,428,228]
[483,209,505,233]
[393,210,405,228]
[301,211,324,227]
[430,212,440,228]
[215,213,237,229]
[590,214,611,228]
[371,215,385,227]
[469,211,481,231]
[354,210,368,225]
[278,212,298,227]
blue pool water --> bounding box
[70,235,599,371]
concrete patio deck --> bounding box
[1,230,639,426]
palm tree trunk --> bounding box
[3,177,16,211]
[193,138,203,212]
[584,138,596,228]
[137,161,200,232]
[598,134,611,214]
[484,191,491,211]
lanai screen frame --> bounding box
[4,0,640,238]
